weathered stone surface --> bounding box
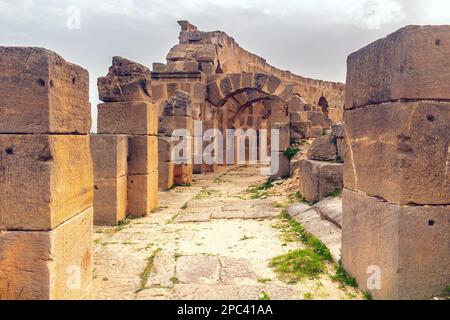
[0,207,93,300]
[310,126,323,138]
[346,25,450,109]
[90,134,128,179]
[290,121,311,139]
[342,189,450,300]
[331,123,345,138]
[93,176,127,226]
[97,101,158,135]
[158,115,193,137]
[176,255,220,284]
[158,161,174,190]
[307,135,337,161]
[128,135,158,175]
[174,164,193,185]
[307,111,324,127]
[158,137,174,162]
[272,123,290,151]
[0,135,93,231]
[127,171,158,217]
[98,56,152,102]
[300,159,343,203]
[344,101,450,205]
[270,151,290,179]
[0,47,91,134]
[314,197,342,228]
[162,91,193,117]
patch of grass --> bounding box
[270,249,326,283]
[363,292,374,300]
[195,188,221,200]
[170,276,180,284]
[181,202,188,210]
[328,189,342,198]
[245,178,274,199]
[240,235,255,241]
[303,292,313,300]
[259,291,271,300]
[257,278,273,284]
[280,210,332,262]
[288,192,305,204]
[284,147,300,160]
[139,248,162,291]
[332,261,358,288]
[163,185,177,192]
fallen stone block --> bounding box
[98,56,152,102]
[127,171,158,217]
[0,207,93,300]
[93,176,127,226]
[342,189,450,300]
[344,101,450,205]
[307,135,337,161]
[299,159,343,203]
[0,47,91,134]
[0,134,93,231]
[128,135,158,175]
[90,134,128,179]
[346,25,450,109]
[97,101,158,135]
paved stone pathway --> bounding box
[90,166,360,300]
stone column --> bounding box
[97,57,158,218]
[0,47,93,299]
[342,26,450,300]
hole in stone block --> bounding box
[131,180,134,184]
[37,79,46,87]
[427,114,435,122]
[94,185,98,190]
[435,39,441,46]
[428,220,436,226]
[49,80,54,88]
[5,148,13,155]
[72,77,76,85]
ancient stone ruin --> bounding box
[0,21,448,301]
[342,26,450,300]
[0,47,93,299]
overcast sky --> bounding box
[1,0,449,129]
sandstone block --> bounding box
[128,135,158,175]
[307,135,337,161]
[158,137,174,162]
[0,47,90,134]
[342,189,450,300]
[162,91,193,117]
[346,25,450,109]
[97,101,158,135]
[0,207,93,300]
[300,159,343,203]
[90,134,128,179]
[290,121,311,139]
[174,164,193,185]
[310,126,323,138]
[270,151,290,180]
[272,123,290,151]
[127,171,158,217]
[0,135,93,231]
[158,162,174,190]
[344,101,450,205]
[98,56,152,102]
[308,111,324,127]
[93,176,127,226]
[331,123,345,138]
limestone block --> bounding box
[152,63,167,72]
[97,101,158,135]
[299,159,343,203]
[344,101,450,205]
[158,116,193,137]
[127,171,158,217]
[0,47,91,134]
[346,25,450,109]
[0,207,93,300]
[98,56,152,102]
[174,164,193,185]
[90,134,128,179]
[272,123,290,151]
[0,135,93,231]
[308,111,324,127]
[128,135,158,175]
[342,189,450,300]
[93,176,127,226]
[307,135,337,161]
[310,126,323,138]
[158,162,174,190]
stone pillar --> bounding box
[0,47,93,299]
[158,90,194,187]
[342,26,450,300]
[97,57,158,218]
